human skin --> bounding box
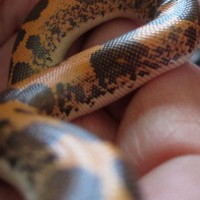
[1,0,200,199]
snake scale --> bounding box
[0,0,200,199]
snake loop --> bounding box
[0,0,200,199]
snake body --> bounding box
[0,0,200,199]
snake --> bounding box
[0,0,200,199]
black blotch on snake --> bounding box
[91,32,150,93]
[10,62,36,84]
[0,84,55,114]
[25,0,49,23]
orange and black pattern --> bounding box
[0,0,200,199]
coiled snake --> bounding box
[0,0,200,199]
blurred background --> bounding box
[191,48,200,66]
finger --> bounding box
[139,155,200,199]
[0,180,23,200]
[0,36,14,91]
[73,110,118,142]
[117,62,200,176]
[0,0,39,45]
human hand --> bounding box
[1,0,200,199]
